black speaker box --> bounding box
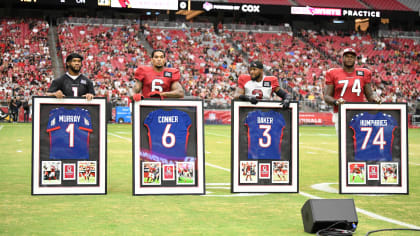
[301,199,358,233]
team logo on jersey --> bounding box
[81,79,87,84]
[164,71,172,78]
[263,81,271,87]
[356,71,364,76]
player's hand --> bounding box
[83,93,94,101]
[239,95,258,105]
[55,90,65,99]
[335,98,345,106]
[132,94,143,102]
[282,99,290,109]
[149,91,163,99]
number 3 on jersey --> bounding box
[338,79,361,97]
[258,124,271,148]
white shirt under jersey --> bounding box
[238,74,280,99]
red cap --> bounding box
[342,48,357,56]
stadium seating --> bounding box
[1,17,418,116]
[295,0,367,9]
[0,18,53,101]
[361,0,413,11]
[228,0,293,5]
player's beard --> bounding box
[68,64,81,74]
[251,72,261,81]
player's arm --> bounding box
[130,80,143,101]
[46,80,65,98]
[324,84,343,106]
[160,81,184,98]
[274,87,291,108]
[234,86,257,104]
[82,81,95,101]
[233,86,245,99]
[364,83,381,103]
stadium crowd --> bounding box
[0,17,419,121]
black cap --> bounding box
[66,53,83,63]
[250,61,263,69]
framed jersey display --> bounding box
[231,100,299,193]
[339,103,408,194]
[31,97,107,195]
[132,99,205,195]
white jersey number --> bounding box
[338,79,361,97]
[360,127,386,150]
[152,79,164,92]
[65,124,75,148]
[162,124,176,148]
[258,124,271,148]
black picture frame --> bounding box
[31,97,107,195]
[132,99,205,195]
[231,100,299,193]
[339,103,408,194]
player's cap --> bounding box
[250,61,263,69]
[342,48,357,56]
[66,53,84,62]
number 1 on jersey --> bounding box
[66,124,75,147]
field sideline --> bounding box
[0,123,419,235]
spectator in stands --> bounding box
[132,49,184,101]
[9,96,21,122]
[324,48,381,131]
[233,61,291,108]
[22,98,30,122]
[46,53,95,100]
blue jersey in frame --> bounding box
[244,110,286,160]
[144,109,192,160]
[349,112,398,161]
[46,107,93,159]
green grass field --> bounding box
[0,123,419,235]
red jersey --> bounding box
[134,66,180,98]
[325,68,371,112]
[238,75,279,100]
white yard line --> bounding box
[0,125,3,131]
[205,162,230,172]
[109,132,131,141]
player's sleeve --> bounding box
[144,110,156,127]
[87,79,95,95]
[181,111,192,129]
[364,69,372,84]
[276,112,286,127]
[79,109,93,132]
[270,76,280,90]
[244,111,253,126]
[237,75,248,89]
[170,68,180,82]
[46,109,60,132]
[134,66,146,82]
[325,69,334,85]
[47,78,61,93]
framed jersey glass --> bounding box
[31,97,107,195]
[231,100,299,193]
[339,103,408,194]
[132,99,205,195]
